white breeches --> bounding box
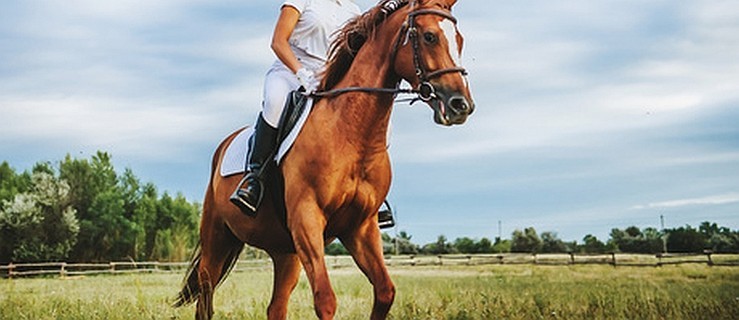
[261,56,323,128]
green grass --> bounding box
[1,264,737,319]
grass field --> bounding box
[1,264,737,319]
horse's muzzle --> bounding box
[429,87,475,126]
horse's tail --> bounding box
[172,238,244,307]
[173,243,203,307]
[173,129,246,308]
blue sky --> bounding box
[1,0,738,245]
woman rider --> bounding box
[231,0,385,218]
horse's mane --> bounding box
[320,0,408,91]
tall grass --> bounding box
[1,264,737,319]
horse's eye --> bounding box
[423,32,438,44]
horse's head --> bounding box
[393,0,474,126]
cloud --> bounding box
[632,193,739,210]
[1,0,738,242]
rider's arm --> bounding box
[271,6,302,74]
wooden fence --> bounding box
[2,252,737,278]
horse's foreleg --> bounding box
[267,253,302,320]
[288,201,336,319]
[342,223,395,320]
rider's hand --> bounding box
[296,67,319,93]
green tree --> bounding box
[666,225,706,253]
[580,234,606,253]
[540,231,568,253]
[476,237,493,253]
[1,153,203,262]
[422,235,453,254]
[511,227,542,253]
[452,237,494,254]
[609,226,663,253]
[390,231,418,255]
[492,237,511,253]
[0,162,32,209]
[325,240,349,255]
[453,237,477,254]
[699,221,739,253]
[149,192,200,261]
[0,172,79,262]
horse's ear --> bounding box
[422,0,457,9]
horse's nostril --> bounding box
[449,96,469,113]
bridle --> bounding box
[311,0,468,102]
[404,4,468,102]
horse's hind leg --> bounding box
[342,223,395,320]
[196,208,243,320]
[267,253,301,320]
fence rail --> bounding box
[2,253,737,278]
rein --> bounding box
[310,1,467,102]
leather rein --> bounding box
[310,3,468,102]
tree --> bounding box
[476,237,493,253]
[511,227,542,253]
[453,237,477,254]
[666,225,706,253]
[580,234,606,253]
[149,192,200,261]
[609,226,663,254]
[492,237,511,253]
[0,172,79,262]
[325,240,349,255]
[699,221,739,253]
[0,161,31,209]
[540,231,568,253]
[450,237,495,254]
[0,153,205,262]
[61,152,119,261]
[393,231,419,255]
[422,235,453,254]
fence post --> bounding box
[704,250,714,267]
[410,255,416,266]
[533,253,538,265]
[467,255,472,266]
[60,262,66,278]
[497,254,504,264]
[8,262,14,279]
[569,252,575,265]
[610,252,617,267]
[437,255,443,266]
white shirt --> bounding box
[283,0,361,66]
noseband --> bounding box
[311,1,468,102]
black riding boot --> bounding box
[230,114,278,216]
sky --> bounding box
[1,0,738,245]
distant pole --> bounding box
[498,220,502,239]
[660,214,667,253]
[660,214,665,230]
[394,204,399,256]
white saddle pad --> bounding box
[219,99,314,177]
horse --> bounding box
[174,0,474,319]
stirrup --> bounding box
[378,200,395,229]
[229,175,261,216]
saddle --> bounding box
[219,90,311,177]
[276,89,310,147]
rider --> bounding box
[230,0,394,227]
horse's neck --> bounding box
[321,38,400,153]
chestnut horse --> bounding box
[175,0,474,319]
